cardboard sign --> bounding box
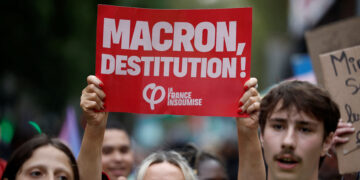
[95,5,252,117]
[319,45,360,174]
[305,17,360,86]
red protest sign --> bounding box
[96,5,252,117]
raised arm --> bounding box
[236,78,266,180]
[77,75,108,180]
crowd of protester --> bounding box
[0,75,358,180]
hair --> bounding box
[1,134,80,180]
[196,152,228,179]
[106,118,126,130]
[10,121,41,156]
[259,80,340,140]
[105,117,132,140]
[196,152,226,169]
[104,119,133,149]
[174,143,199,169]
[136,150,197,180]
[176,143,227,178]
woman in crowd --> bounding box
[136,150,197,180]
[1,134,79,180]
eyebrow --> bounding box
[24,164,46,170]
[102,144,130,148]
[268,118,319,126]
[297,121,318,126]
[26,164,73,174]
[268,118,287,123]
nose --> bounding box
[281,127,296,150]
[47,174,55,180]
[113,151,124,162]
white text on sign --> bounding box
[101,19,248,78]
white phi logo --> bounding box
[143,83,166,110]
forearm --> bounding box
[237,120,266,180]
[77,119,107,180]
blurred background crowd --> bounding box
[0,0,359,179]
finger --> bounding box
[85,92,104,107]
[81,99,103,111]
[244,77,258,89]
[82,92,104,109]
[80,92,104,110]
[83,84,106,100]
[240,87,259,106]
[241,95,261,113]
[246,101,261,114]
[334,127,355,137]
[332,136,350,146]
[84,85,106,101]
[87,75,104,88]
[337,121,353,128]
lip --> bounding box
[109,168,127,176]
[275,154,301,171]
[277,160,298,170]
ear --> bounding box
[321,132,334,157]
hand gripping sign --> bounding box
[96,5,252,117]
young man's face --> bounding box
[102,129,134,180]
[261,101,332,180]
